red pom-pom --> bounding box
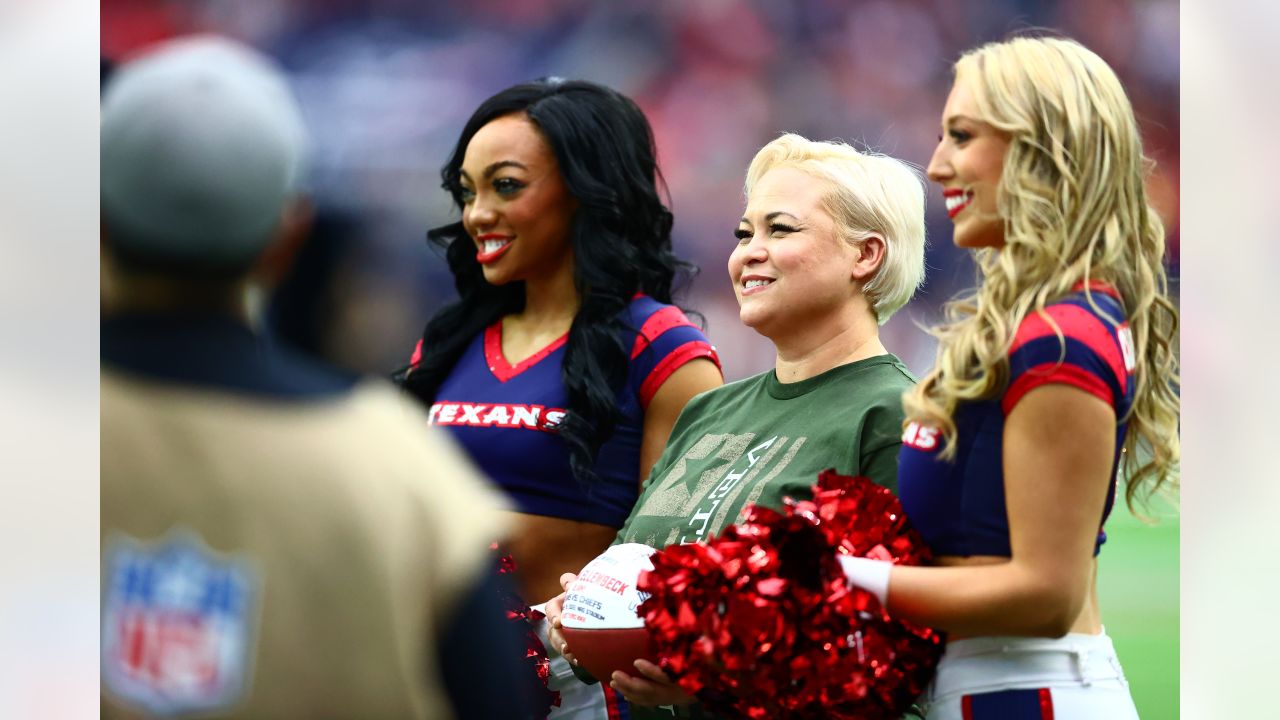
[636,471,944,719]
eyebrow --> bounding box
[459,160,528,182]
[739,211,802,224]
[943,113,982,128]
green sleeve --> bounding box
[860,439,901,496]
[857,401,907,496]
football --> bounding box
[559,543,658,682]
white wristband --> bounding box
[837,555,892,608]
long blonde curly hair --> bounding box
[903,37,1180,508]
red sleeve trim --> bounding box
[637,341,722,409]
[1002,362,1113,416]
[1009,305,1126,395]
[631,305,697,359]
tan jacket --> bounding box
[101,373,509,719]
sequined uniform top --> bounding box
[417,294,721,528]
[898,283,1137,557]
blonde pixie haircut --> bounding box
[904,36,1180,507]
[744,133,926,325]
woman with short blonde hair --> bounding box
[744,133,927,325]
[549,133,928,716]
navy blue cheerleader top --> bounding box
[898,282,1137,558]
[408,294,720,528]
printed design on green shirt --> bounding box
[630,432,807,547]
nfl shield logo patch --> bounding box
[101,529,261,716]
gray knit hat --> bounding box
[101,35,307,268]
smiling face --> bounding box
[458,113,578,286]
[926,81,1011,249]
[728,166,860,340]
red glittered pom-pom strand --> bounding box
[491,543,561,718]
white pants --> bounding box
[921,632,1140,719]
[531,606,629,720]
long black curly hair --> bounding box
[401,78,695,486]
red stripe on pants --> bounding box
[602,684,622,720]
[1039,687,1055,719]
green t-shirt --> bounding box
[616,354,915,719]
[586,353,916,717]
[619,353,914,550]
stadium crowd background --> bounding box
[101,0,1180,716]
[102,0,1179,381]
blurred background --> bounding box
[102,0,1180,716]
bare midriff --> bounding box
[933,554,1103,640]
[499,510,621,603]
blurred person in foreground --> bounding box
[835,36,1181,718]
[100,36,536,719]
[547,133,928,717]
[399,79,724,718]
